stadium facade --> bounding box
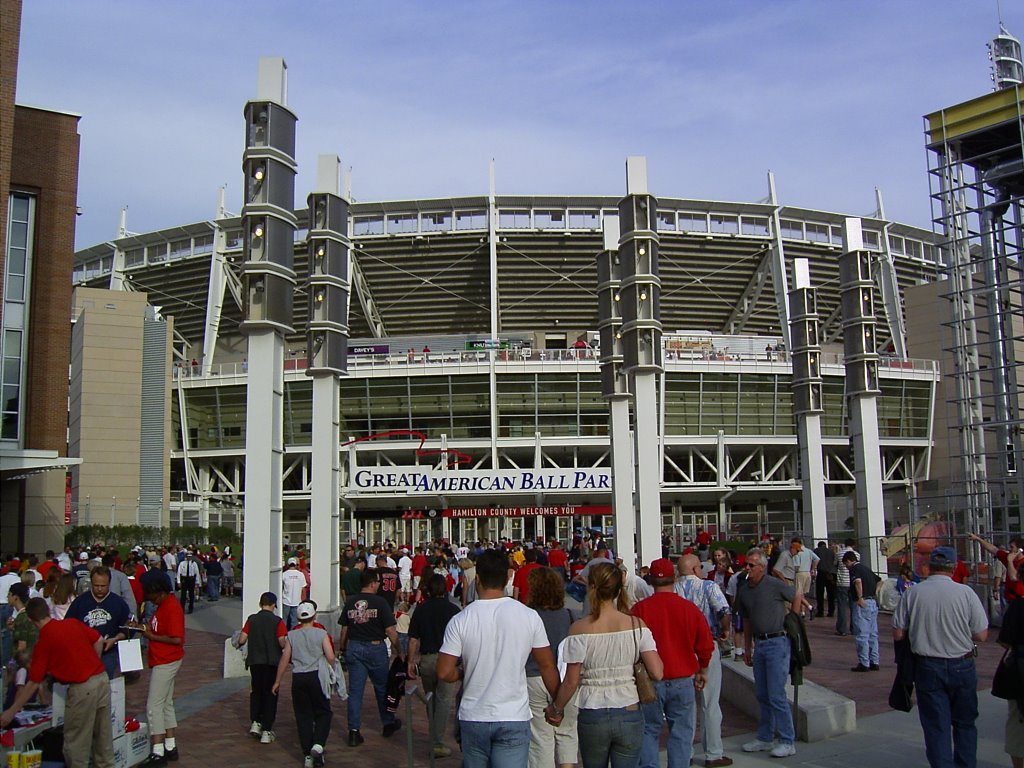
[71,186,945,553]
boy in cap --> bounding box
[282,557,309,630]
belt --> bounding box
[351,639,384,645]
[920,651,975,661]
[755,631,786,641]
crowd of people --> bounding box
[3,529,1020,768]
[0,544,193,767]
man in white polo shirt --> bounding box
[438,549,560,767]
[281,558,308,630]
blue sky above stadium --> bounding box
[16,1,1022,249]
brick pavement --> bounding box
[116,599,1003,766]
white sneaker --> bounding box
[249,721,262,738]
[743,739,774,752]
[770,743,796,758]
[303,757,314,768]
[260,730,275,744]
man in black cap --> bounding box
[892,545,989,768]
[842,551,880,672]
[238,591,287,743]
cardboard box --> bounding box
[112,723,149,768]
[52,676,125,737]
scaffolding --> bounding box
[925,83,1024,539]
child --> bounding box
[394,600,412,657]
[3,649,35,710]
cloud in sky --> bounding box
[15,1,1020,248]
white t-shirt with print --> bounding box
[440,597,549,722]
[281,568,307,607]
[398,556,413,579]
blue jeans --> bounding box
[577,706,644,768]
[459,720,530,768]
[851,599,879,667]
[284,604,299,630]
[835,589,851,634]
[345,640,395,731]
[640,678,696,768]
[206,575,221,601]
[915,656,978,768]
[752,635,794,745]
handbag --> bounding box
[631,617,657,704]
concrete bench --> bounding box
[721,658,856,742]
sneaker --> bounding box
[347,730,364,747]
[432,745,453,758]
[304,757,314,768]
[742,739,773,753]
[770,742,796,758]
[165,749,179,762]
[311,746,325,768]
[382,718,402,738]
[869,663,881,671]
[850,664,870,672]
[141,754,168,767]
[704,759,734,767]
[260,730,276,744]
[249,721,263,738]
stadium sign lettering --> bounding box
[350,468,610,494]
[443,505,612,518]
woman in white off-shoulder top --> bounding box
[544,562,663,768]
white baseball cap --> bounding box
[297,601,317,620]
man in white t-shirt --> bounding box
[280,558,308,630]
[397,549,413,600]
[438,549,559,767]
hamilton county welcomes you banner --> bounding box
[349,467,611,494]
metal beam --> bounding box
[722,247,772,334]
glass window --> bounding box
[387,213,418,234]
[780,219,803,239]
[709,214,739,235]
[905,239,922,259]
[862,230,880,250]
[169,239,191,260]
[888,234,905,255]
[498,209,531,229]
[100,256,113,273]
[678,213,708,233]
[193,234,214,254]
[125,247,145,267]
[740,216,769,236]
[657,211,677,231]
[568,209,600,229]
[806,223,830,243]
[830,225,843,245]
[354,216,385,236]
[455,210,487,230]
[148,243,167,263]
[225,229,243,249]
[535,210,565,230]
[421,212,452,232]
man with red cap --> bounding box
[632,558,714,768]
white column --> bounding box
[797,415,828,541]
[850,397,886,574]
[310,374,340,614]
[242,331,284,619]
[632,372,662,568]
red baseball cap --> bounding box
[649,558,676,579]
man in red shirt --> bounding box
[131,571,185,766]
[512,547,543,603]
[547,541,569,581]
[411,546,429,592]
[0,598,114,768]
[632,558,714,768]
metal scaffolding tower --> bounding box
[925,72,1024,537]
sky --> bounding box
[15,1,1024,250]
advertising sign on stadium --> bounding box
[443,505,613,518]
[350,344,390,355]
[350,467,611,494]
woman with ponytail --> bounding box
[544,562,663,768]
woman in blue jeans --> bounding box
[545,563,664,768]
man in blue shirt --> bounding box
[66,566,130,677]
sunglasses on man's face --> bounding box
[744,562,762,570]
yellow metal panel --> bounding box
[925,86,1023,144]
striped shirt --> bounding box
[675,575,730,634]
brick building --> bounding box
[0,0,82,553]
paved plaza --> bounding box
[116,596,1013,768]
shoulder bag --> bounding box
[631,617,658,704]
